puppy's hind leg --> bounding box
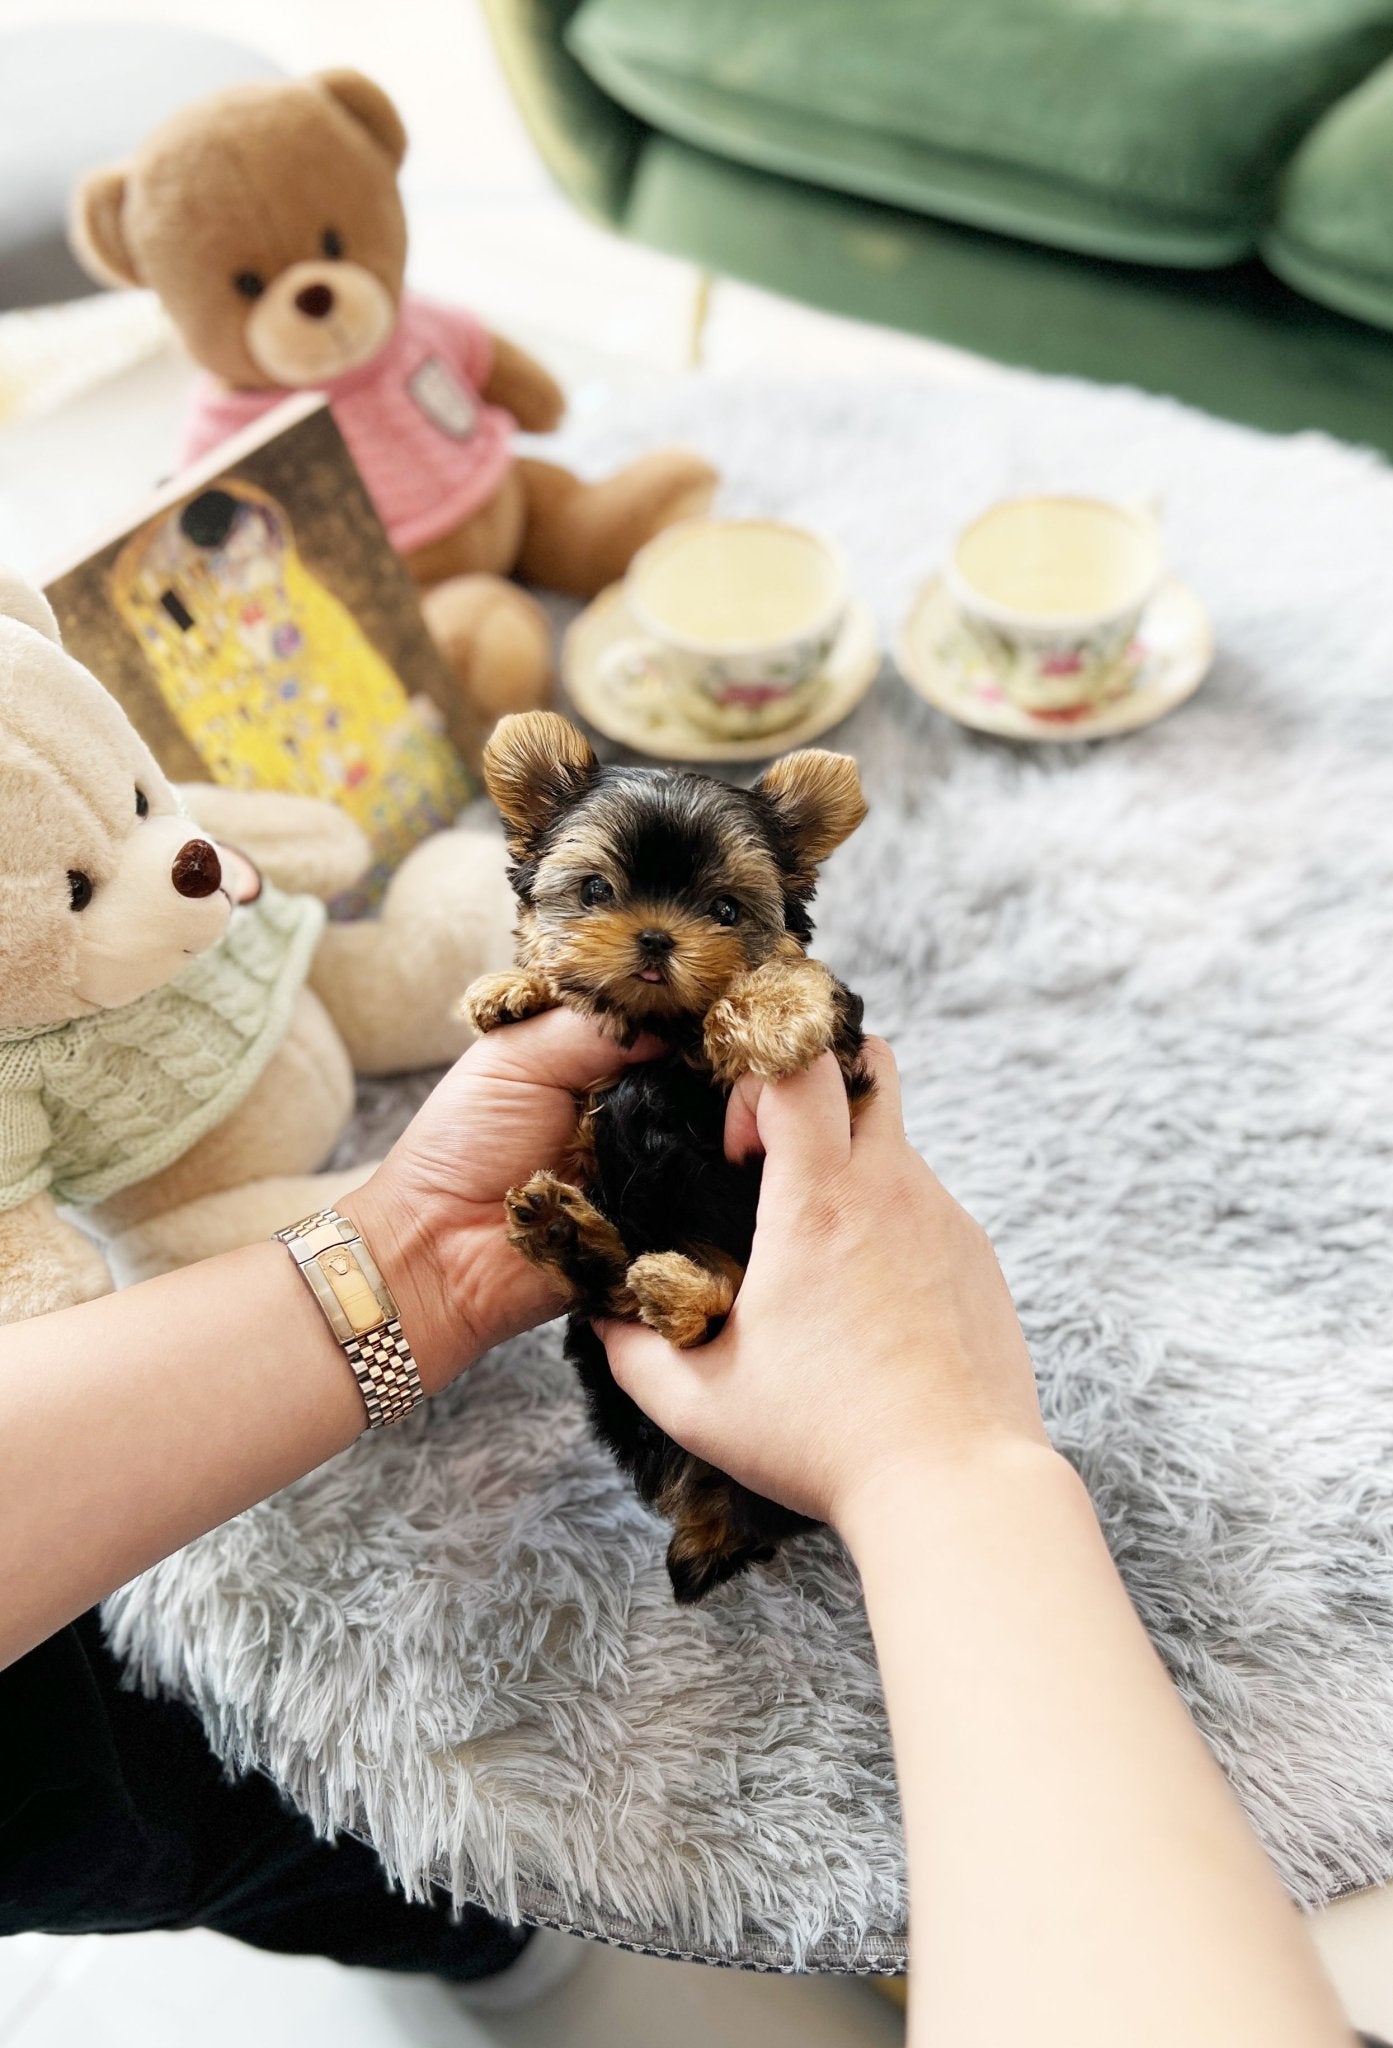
[626,1248,741,1349]
[505,1172,632,1311]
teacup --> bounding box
[945,495,1163,715]
[601,518,849,740]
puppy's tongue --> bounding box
[637,968,664,984]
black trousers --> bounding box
[0,1610,526,1981]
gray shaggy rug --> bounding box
[106,368,1393,1974]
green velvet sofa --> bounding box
[483,0,1393,453]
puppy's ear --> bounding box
[314,68,408,168]
[754,750,866,884]
[483,711,598,852]
[70,165,141,287]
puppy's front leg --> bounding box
[461,966,557,1035]
[702,956,837,1084]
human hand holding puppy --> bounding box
[344,1007,661,1392]
[599,1036,1049,1533]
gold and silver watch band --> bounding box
[275,1206,424,1430]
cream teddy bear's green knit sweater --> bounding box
[0,883,323,1213]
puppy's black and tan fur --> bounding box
[465,712,871,1602]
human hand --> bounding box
[599,1039,1049,1535]
[345,1009,656,1392]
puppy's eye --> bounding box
[710,896,740,926]
[580,876,614,908]
[68,871,94,912]
[322,228,345,259]
[135,786,149,819]
[234,270,265,300]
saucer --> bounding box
[898,575,1214,742]
[562,585,881,762]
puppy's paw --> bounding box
[505,1172,628,1292]
[626,1250,737,1349]
[505,1171,595,1257]
[702,961,836,1084]
[460,967,555,1034]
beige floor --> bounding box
[1,0,1391,2039]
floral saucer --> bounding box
[562,584,882,762]
[898,575,1214,742]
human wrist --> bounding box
[836,1434,1080,1567]
[336,1176,476,1397]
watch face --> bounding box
[316,1246,385,1336]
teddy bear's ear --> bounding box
[70,165,143,288]
[0,565,62,646]
[70,164,144,288]
[314,69,408,168]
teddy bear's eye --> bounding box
[710,896,740,926]
[322,228,345,260]
[579,876,614,908]
[135,787,149,819]
[234,270,265,300]
[68,871,94,913]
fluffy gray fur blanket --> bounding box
[106,370,1393,1973]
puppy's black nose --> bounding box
[172,839,223,900]
[295,283,335,319]
[638,929,675,958]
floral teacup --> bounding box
[945,495,1163,715]
[599,518,848,741]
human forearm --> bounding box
[0,1238,370,1666]
[0,1014,655,1670]
[844,1443,1352,2048]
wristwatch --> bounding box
[275,1206,424,1430]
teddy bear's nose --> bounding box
[171,838,223,900]
[295,282,335,320]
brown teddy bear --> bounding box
[69,68,717,732]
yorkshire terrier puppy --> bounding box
[464,711,871,1602]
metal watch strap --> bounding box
[275,1206,424,1429]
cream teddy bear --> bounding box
[0,566,513,1325]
